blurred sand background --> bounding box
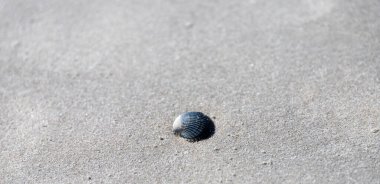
[0,0,379,183]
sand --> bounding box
[1,0,380,183]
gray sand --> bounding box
[1,0,380,183]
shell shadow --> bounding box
[188,116,215,142]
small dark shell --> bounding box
[173,112,215,142]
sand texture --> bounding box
[1,0,380,183]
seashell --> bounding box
[173,112,215,142]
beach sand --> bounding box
[1,0,379,183]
